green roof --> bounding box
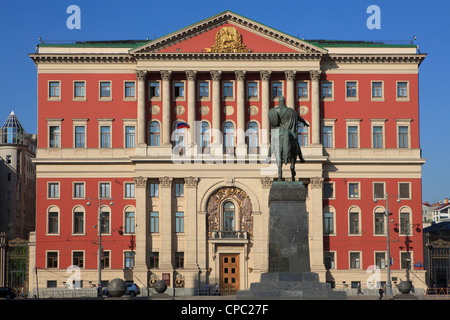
[305,39,416,48]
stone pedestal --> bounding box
[237,181,345,299]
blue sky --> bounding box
[0,0,448,203]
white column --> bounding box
[285,70,296,108]
[134,176,147,270]
[260,70,271,150]
[183,177,199,288]
[136,71,147,146]
[161,70,172,146]
[186,70,197,148]
[310,70,321,145]
[159,177,173,270]
[235,70,246,156]
[309,177,326,281]
[211,70,222,144]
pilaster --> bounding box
[309,176,326,281]
[159,176,173,270]
[134,176,147,270]
[136,71,147,147]
[161,70,172,146]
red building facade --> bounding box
[29,11,426,294]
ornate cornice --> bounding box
[28,53,135,64]
[129,11,327,55]
[133,52,323,61]
[325,53,427,64]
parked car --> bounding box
[102,282,140,297]
[0,287,16,299]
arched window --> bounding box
[224,121,235,155]
[223,201,235,231]
[149,121,160,146]
[298,123,308,147]
[200,121,210,154]
[247,121,259,154]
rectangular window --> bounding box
[124,252,135,269]
[49,81,60,98]
[223,82,233,97]
[375,252,386,269]
[150,212,159,233]
[100,126,111,148]
[48,212,58,234]
[298,123,308,147]
[324,252,335,269]
[349,212,359,234]
[49,126,60,148]
[199,82,209,97]
[175,252,184,269]
[150,252,159,269]
[125,126,135,148]
[73,251,84,268]
[298,82,308,98]
[248,82,258,98]
[47,252,58,268]
[175,212,184,233]
[102,251,110,269]
[73,211,84,234]
[124,82,135,98]
[272,82,282,98]
[373,183,385,199]
[48,182,59,198]
[322,126,333,148]
[174,82,184,98]
[397,82,408,98]
[399,182,410,199]
[125,211,135,233]
[346,81,357,98]
[73,183,85,198]
[75,126,85,148]
[401,252,411,269]
[175,183,184,197]
[99,182,110,198]
[124,182,135,198]
[349,183,359,199]
[321,82,332,98]
[350,252,361,269]
[74,81,85,98]
[348,126,358,148]
[372,82,383,98]
[373,126,383,148]
[150,82,160,98]
[323,183,334,199]
[398,126,408,148]
[100,81,111,98]
[150,183,159,197]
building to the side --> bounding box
[0,111,36,240]
[28,11,427,294]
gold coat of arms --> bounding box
[204,27,251,53]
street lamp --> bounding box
[87,197,113,294]
[374,192,400,297]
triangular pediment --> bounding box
[130,11,327,55]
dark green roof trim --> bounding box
[306,39,416,48]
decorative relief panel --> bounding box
[204,27,251,53]
[206,187,253,238]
